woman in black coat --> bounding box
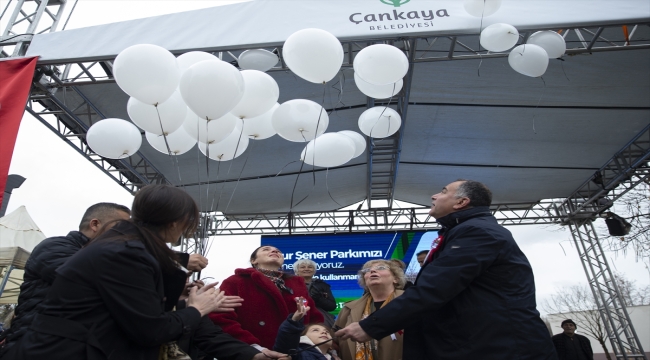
[0,185,273,360]
[293,259,337,327]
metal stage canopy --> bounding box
[14,0,650,221]
[3,1,650,358]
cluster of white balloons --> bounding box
[87,31,372,168]
[281,29,413,166]
[480,24,566,77]
[351,44,408,139]
[86,44,284,161]
[279,28,367,167]
[464,0,566,77]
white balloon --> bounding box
[300,133,356,168]
[177,51,219,73]
[354,73,403,99]
[480,23,519,52]
[179,60,245,120]
[242,103,278,140]
[127,91,187,135]
[230,70,280,119]
[87,118,142,159]
[354,44,409,86]
[358,107,402,138]
[338,130,366,158]
[464,0,502,17]
[283,28,344,84]
[113,44,180,105]
[508,44,549,77]
[199,121,249,161]
[527,31,566,58]
[272,99,329,142]
[145,127,196,155]
[183,111,239,144]
[238,49,279,72]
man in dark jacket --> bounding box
[336,180,557,360]
[552,319,594,360]
[0,202,131,347]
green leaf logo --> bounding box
[380,0,411,7]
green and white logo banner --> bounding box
[27,0,650,63]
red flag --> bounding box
[0,57,38,205]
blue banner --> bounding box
[263,230,436,312]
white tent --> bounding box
[0,206,46,303]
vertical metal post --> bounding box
[568,220,646,360]
[0,265,15,297]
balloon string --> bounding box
[214,125,245,212]
[560,59,570,82]
[204,118,211,206]
[532,76,547,135]
[209,158,222,212]
[195,121,204,213]
[369,83,397,139]
[313,84,327,185]
[476,0,486,77]
[325,167,342,207]
[154,105,175,164]
[275,160,300,177]
[327,70,347,118]
[224,129,252,214]
[288,150,309,210]
[288,85,328,212]
[174,155,184,188]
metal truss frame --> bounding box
[0,0,68,57]
[25,22,650,210]
[570,221,646,359]
[364,38,417,209]
[27,77,169,194]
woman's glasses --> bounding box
[359,265,390,273]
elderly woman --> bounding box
[334,259,406,360]
[210,246,324,350]
[293,259,337,327]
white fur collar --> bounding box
[299,335,332,359]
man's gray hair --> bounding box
[293,258,318,275]
[78,202,130,231]
[454,179,492,207]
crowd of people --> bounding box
[0,180,594,360]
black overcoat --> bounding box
[2,221,202,360]
[2,231,90,345]
[359,207,558,360]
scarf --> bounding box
[256,267,293,294]
[354,291,396,360]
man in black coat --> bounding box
[336,180,557,360]
[0,202,131,348]
[552,319,594,360]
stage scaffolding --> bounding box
[2,1,649,358]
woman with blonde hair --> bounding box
[333,260,406,360]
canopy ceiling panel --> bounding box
[394,164,595,207]
[399,106,650,168]
[408,50,650,108]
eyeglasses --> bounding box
[360,265,390,273]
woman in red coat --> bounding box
[209,246,324,350]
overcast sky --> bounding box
[3,0,648,320]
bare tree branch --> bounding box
[597,181,650,262]
[544,274,649,360]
